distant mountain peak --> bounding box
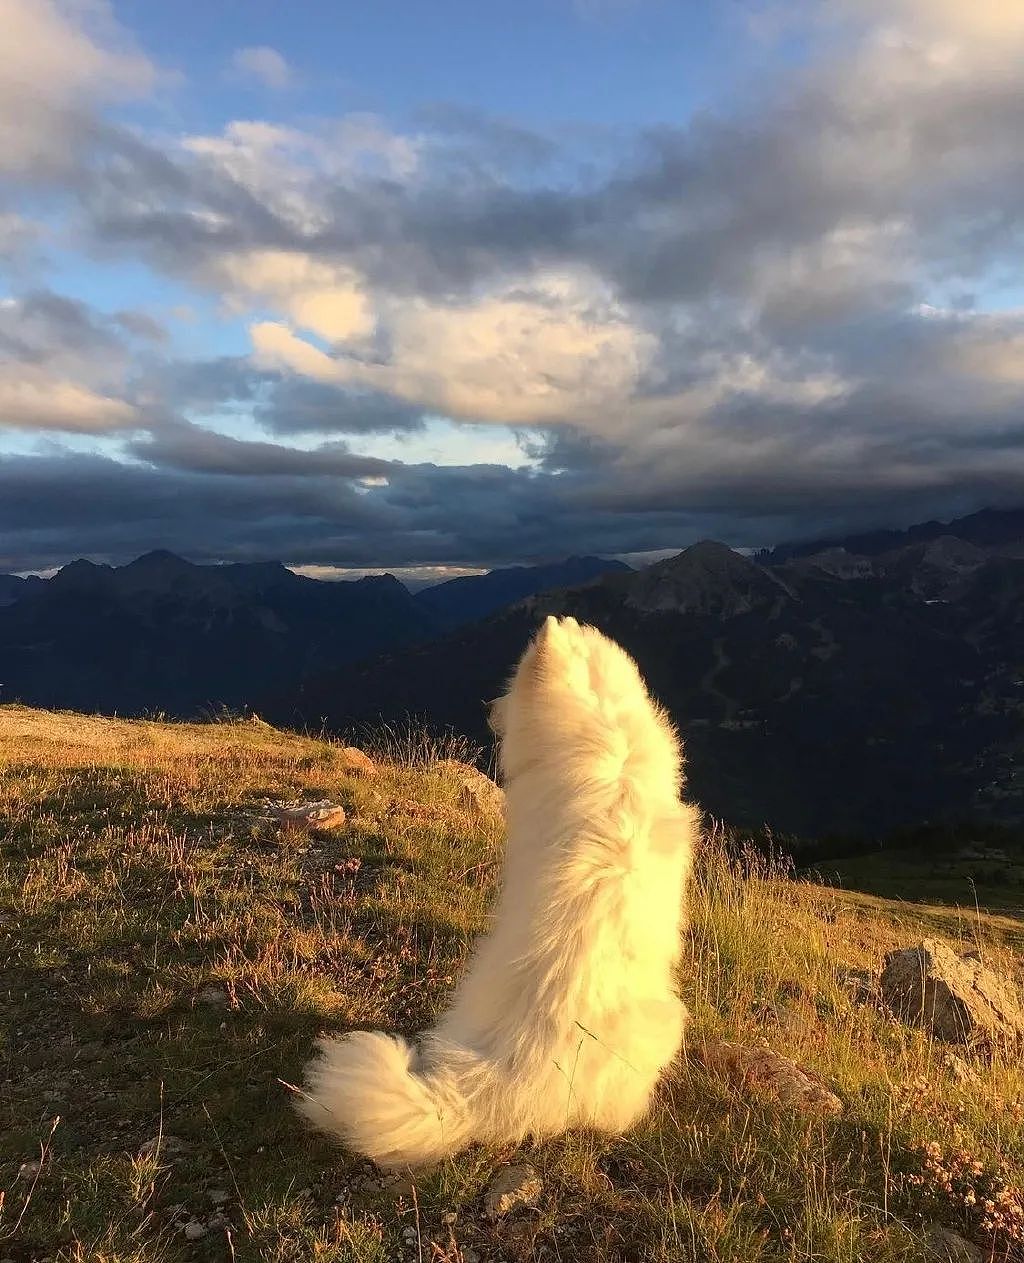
[126,549,193,570]
[624,540,791,615]
[769,503,1024,563]
[415,554,629,629]
[49,557,115,590]
[677,539,748,564]
[60,557,104,573]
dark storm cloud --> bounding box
[256,378,427,436]
[128,421,395,478]
[0,450,723,574]
[2,433,1016,576]
[150,357,426,436]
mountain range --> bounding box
[270,512,1024,840]
[0,551,623,717]
[2,511,1022,839]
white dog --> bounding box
[297,615,696,1169]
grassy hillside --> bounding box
[1,706,1022,1262]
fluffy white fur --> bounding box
[297,615,696,1169]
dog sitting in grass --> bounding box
[297,615,697,1169]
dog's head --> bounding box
[489,615,680,793]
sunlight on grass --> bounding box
[1,703,1021,1261]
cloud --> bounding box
[846,0,1024,47]
[0,213,44,270]
[228,45,293,91]
[4,408,1022,573]
[0,373,137,433]
[0,289,142,433]
[213,249,374,343]
[2,1,1024,568]
[129,421,394,478]
[0,0,156,179]
[148,356,427,436]
[256,378,427,436]
[251,268,655,426]
[251,321,344,382]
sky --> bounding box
[1,0,1024,580]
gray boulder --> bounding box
[880,938,1024,1047]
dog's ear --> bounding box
[534,614,562,655]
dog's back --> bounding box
[297,616,696,1168]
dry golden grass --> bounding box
[1,704,1022,1262]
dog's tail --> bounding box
[295,1031,476,1170]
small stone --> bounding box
[462,1251,481,1263]
[391,798,433,820]
[697,1039,844,1117]
[271,800,347,830]
[838,967,877,1006]
[924,1223,984,1262]
[401,1226,418,1244]
[483,1163,543,1220]
[183,1220,208,1241]
[197,984,229,1007]
[207,1212,231,1230]
[207,1187,231,1205]
[459,780,504,821]
[340,746,377,776]
[943,1050,982,1086]
[436,759,505,818]
[138,1134,190,1160]
[380,1174,416,1204]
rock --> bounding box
[390,798,434,820]
[380,1173,416,1205]
[436,759,505,819]
[924,1223,984,1262]
[697,1039,844,1117]
[207,1187,231,1204]
[838,966,878,1006]
[880,938,1024,1047]
[462,1251,481,1263]
[207,1212,231,1230]
[339,746,376,776]
[138,1133,190,1160]
[459,780,504,822]
[183,1220,208,1241]
[271,800,347,830]
[942,1050,982,1086]
[197,983,229,1007]
[483,1163,543,1219]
